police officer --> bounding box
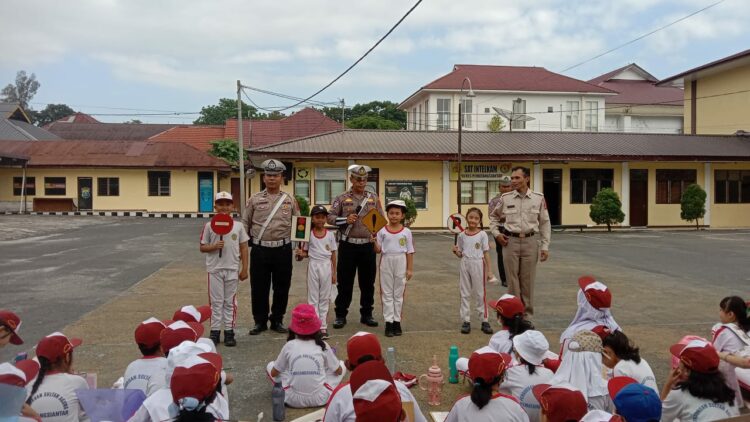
[243,159,300,335]
[488,175,514,287]
[489,166,550,316]
[327,164,384,329]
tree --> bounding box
[30,103,74,126]
[124,119,142,124]
[318,100,405,128]
[589,188,625,232]
[194,98,257,125]
[487,115,506,132]
[208,138,246,167]
[403,197,418,227]
[1,70,40,109]
[346,115,402,130]
[681,183,706,230]
[296,195,310,216]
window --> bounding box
[366,168,380,195]
[148,171,171,196]
[314,168,346,205]
[656,170,696,204]
[97,177,120,196]
[511,99,526,130]
[461,99,472,128]
[585,101,598,131]
[13,177,35,196]
[571,169,613,204]
[417,104,422,130]
[715,170,750,204]
[565,101,580,129]
[460,181,494,204]
[423,100,428,129]
[412,107,417,130]
[294,180,310,205]
[44,177,66,196]
[437,98,451,130]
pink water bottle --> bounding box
[418,355,445,406]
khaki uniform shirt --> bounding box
[242,190,300,241]
[327,189,384,239]
[489,189,551,251]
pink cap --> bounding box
[289,304,321,336]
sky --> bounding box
[1,0,748,123]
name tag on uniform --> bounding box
[507,205,516,209]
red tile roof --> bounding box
[45,122,179,141]
[44,112,100,126]
[588,64,683,106]
[147,125,226,150]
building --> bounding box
[658,48,750,135]
[45,119,180,141]
[587,64,684,134]
[248,129,750,229]
[0,103,60,141]
[398,64,615,132]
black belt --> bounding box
[503,229,535,238]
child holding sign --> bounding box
[200,192,249,347]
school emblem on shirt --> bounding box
[399,237,406,247]
[231,234,237,240]
[475,242,480,249]
[325,244,330,251]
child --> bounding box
[296,205,338,339]
[267,304,345,408]
[452,207,492,335]
[144,320,204,396]
[0,310,24,348]
[373,200,415,337]
[532,383,588,422]
[488,294,533,353]
[26,332,89,422]
[199,191,249,347]
[0,360,40,422]
[122,318,168,394]
[662,339,739,421]
[445,347,529,422]
[711,295,750,409]
[601,330,658,393]
[607,377,662,422]
[500,330,555,422]
[559,276,620,352]
[170,352,227,422]
[350,360,405,422]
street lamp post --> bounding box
[457,77,475,215]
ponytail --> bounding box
[175,408,215,422]
[470,376,501,409]
[720,296,750,332]
[501,314,534,337]
[288,330,328,351]
[26,357,51,404]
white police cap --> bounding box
[499,175,512,186]
[261,159,286,175]
[348,164,371,177]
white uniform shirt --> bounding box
[126,388,228,422]
[323,380,427,422]
[445,394,530,422]
[200,219,249,273]
[489,330,513,354]
[273,339,340,404]
[661,388,740,422]
[122,356,168,394]
[28,373,90,422]
[611,358,658,392]
[457,231,489,259]
[499,365,554,422]
[376,226,415,255]
[304,229,337,261]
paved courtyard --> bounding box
[2,215,750,420]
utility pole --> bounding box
[340,98,346,128]
[457,102,462,214]
[237,80,246,216]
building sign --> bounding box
[295,167,311,181]
[385,180,428,210]
[450,162,513,181]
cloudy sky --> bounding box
[1,0,748,123]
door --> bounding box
[198,172,214,212]
[231,177,240,212]
[542,169,562,226]
[630,169,648,226]
[77,177,93,210]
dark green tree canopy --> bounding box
[589,188,625,232]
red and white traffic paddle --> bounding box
[447,213,467,245]
[210,213,234,258]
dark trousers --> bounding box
[335,241,376,319]
[495,239,507,284]
[250,243,292,325]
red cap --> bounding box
[532,383,588,422]
[0,310,24,345]
[488,294,525,319]
[578,276,612,309]
[591,325,612,341]
[347,332,382,365]
[170,353,222,404]
[607,376,638,399]
[0,360,40,387]
[134,317,167,348]
[468,347,511,383]
[173,305,211,324]
[160,321,203,354]
[350,360,402,422]
[36,332,83,363]
[670,339,720,373]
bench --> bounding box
[552,224,587,232]
[33,198,76,212]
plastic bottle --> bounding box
[272,381,285,421]
[386,346,397,374]
[448,345,459,384]
[14,352,28,363]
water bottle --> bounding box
[272,381,285,421]
[14,352,28,363]
[448,345,459,384]
[386,346,397,375]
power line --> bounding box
[241,85,340,107]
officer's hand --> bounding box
[496,234,509,247]
[346,214,358,225]
[540,250,549,262]
[239,269,248,281]
[332,273,337,285]
[215,240,225,250]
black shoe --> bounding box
[249,323,267,335]
[224,330,236,347]
[385,322,394,337]
[270,322,288,333]
[461,322,471,334]
[393,321,403,336]
[209,330,221,345]
[333,318,347,329]
[501,280,508,287]
[481,322,493,335]
[360,316,379,327]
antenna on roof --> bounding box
[493,99,535,132]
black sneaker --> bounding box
[249,323,267,336]
[385,322,394,337]
[223,330,236,347]
[209,330,221,345]
[270,322,288,333]
[393,321,403,336]
[481,322,493,334]
[461,322,471,334]
[501,280,508,287]
[360,316,379,327]
[333,318,347,329]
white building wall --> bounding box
[602,115,683,134]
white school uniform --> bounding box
[323,380,427,422]
[712,322,748,408]
[126,388,229,422]
[200,219,249,331]
[376,226,415,323]
[609,358,658,393]
[122,356,168,395]
[499,364,554,422]
[661,388,740,422]
[456,230,489,323]
[303,229,337,330]
[267,339,345,408]
[445,393,530,422]
[27,373,90,422]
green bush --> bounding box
[403,197,418,227]
[296,195,310,216]
[589,188,625,232]
[681,184,706,230]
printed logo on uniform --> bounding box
[325,245,330,251]
[367,198,375,203]
[231,234,237,240]
[344,198,353,202]
[475,242,480,249]
[358,167,367,176]
[399,237,406,247]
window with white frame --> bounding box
[423,100,429,130]
[585,101,598,131]
[412,107,417,130]
[294,180,310,205]
[417,104,422,130]
[512,99,526,130]
[565,101,580,129]
[314,168,346,205]
[461,99,472,128]
[437,98,451,130]
[460,180,501,204]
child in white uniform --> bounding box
[711,295,750,409]
[297,205,338,338]
[374,200,414,338]
[122,318,168,394]
[452,207,492,335]
[601,329,658,392]
[487,294,533,354]
[499,330,554,422]
[559,276,620,354]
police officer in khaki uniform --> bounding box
[488,175,514,287]
[489,166,550,316]
[327,164,384,329]
[243,159,300,335]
